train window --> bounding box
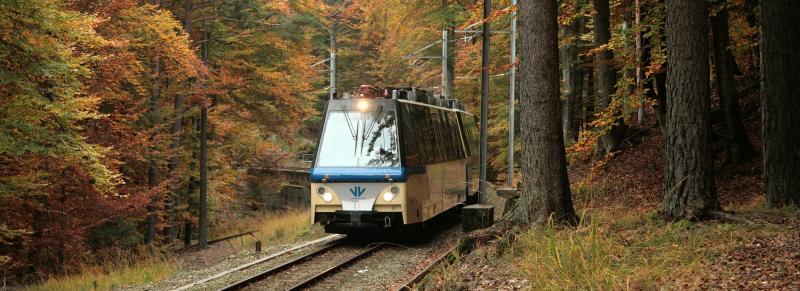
[460,113,478,157]
[410,105,434,164]
[399,105,420,167]
[440,111,456,161]
[316,108,400,167]
[431,108,447,163]
[446,111,464,159]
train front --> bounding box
[310,97,407,233]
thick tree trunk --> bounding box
[510,0,576,225]
[711,9,756,165]
[592,0,624,154]
[760,0,800,207]
[662,0,719,219]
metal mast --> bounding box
[507,0,517,187]
[329,20,337,100]
[442,30,450,99]
[478,0,490,203]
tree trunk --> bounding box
[582,66,594,129]
[761,0,800,207]
[562,0,585,143]
[639,0,667,128]
[145,55,160,245]
[592,0,624,154]
[198,105,208,248]
[711,8,756,165]
[510,0,577,225]
[166,92,183,242]
[662,0,719,219]
[198,24,210,248]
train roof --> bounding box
[336,85,470,113]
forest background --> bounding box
[0,0,779,285]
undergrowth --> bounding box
[25,249,176,291]
[213,209,318,250]
[508,207,791,290]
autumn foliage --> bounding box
[0,0,318,282]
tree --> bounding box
[509,0,576,225]
[710,6,756,165]
[662,0,719,219]
[561,0,587,143]
[592,0,624,154]
[760,0,800,207]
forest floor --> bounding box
[422,125,800,290]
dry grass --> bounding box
[507,206,794,290]
[25,249,176,291]
[212,209,320,250]
[422,199,795,290]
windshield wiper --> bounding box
[340,105,358,142]
[361,105,384,151]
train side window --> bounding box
[412,105,434,164]
[447,111,464,159]
[441,111,457,161]
[460,113,478,157]
[431,108,447,163]
[400,105,420,167]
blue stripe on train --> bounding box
[310,167,406,182]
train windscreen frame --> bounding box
[315,105,400,168]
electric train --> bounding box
[310,85,479,233]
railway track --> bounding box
[219,242,388,291]
[395,242,460,290]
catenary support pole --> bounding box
[329,20,337,100]
[442,30,450,99]
[507,0,517,187]
[479,0,491,203]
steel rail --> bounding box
[217,240,343,291]
[286,243,387,291]
[395,243,460,291]
[173,234,344,291]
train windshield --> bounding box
[316,107,400,167]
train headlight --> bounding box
[317,186,333,202]
[382,186,399,202]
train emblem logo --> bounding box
[349,186,366,198]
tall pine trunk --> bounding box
[592,0,624,154]
[510,0,576,225]
[711,8,756,165]
[761,0,800,207]
[662,0,719,219]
